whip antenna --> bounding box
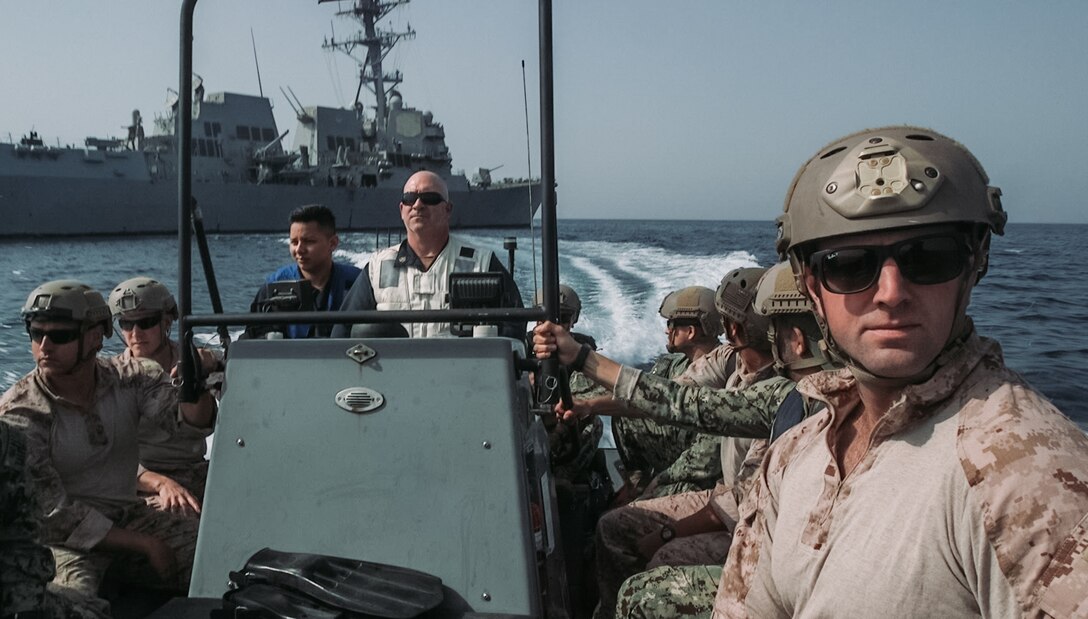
[522,59,539,296]
[250,29,264,98]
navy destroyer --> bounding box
[0,0,538,237]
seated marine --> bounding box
[109,276,221,517]
[0,280,217,607]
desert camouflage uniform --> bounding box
[594,361,790,619]
[613,438,771,619]
[118,344,212,505]
[720,333,1088,618]
[0,357,202,604]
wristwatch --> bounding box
[659,524,676,542]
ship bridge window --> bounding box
[250,127,261,141]
[262,128,276,142]
[326,136,358,152]
[237,126,250,140]
[191,139,222,158]
[204,122,213,137]
[213,122,222,137]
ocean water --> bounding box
[0,220,1084,427]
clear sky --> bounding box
[2,1,1086,223]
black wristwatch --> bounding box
[659,524,676,542]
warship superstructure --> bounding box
[0,0,537,237]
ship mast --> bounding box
[321,0,415,135]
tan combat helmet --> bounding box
[715,267,770,352]
[753,262,834,372]
[778,125,1006,273]
[109,276,179,319]
[533,284,582,325]
[21,279,113,338]
[777,126,1007,384]
[658,286,722,339]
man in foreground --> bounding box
[722,126,1088,617]
[0,280,217,606]
[332,171,523,339]
[251,204,361,338]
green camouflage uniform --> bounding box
[118,344,212,506]
[591,361,796,617]
[611,353,694,493]
[549,368,608,483]
[0,357,202,605]
[1,421,109,618]
[640,346,769,499]
[1,420,54,613]
[616,564,721,619]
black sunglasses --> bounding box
[118,314,163,331]
[28,327,83,345]
[667,318,698,329]
[400,192,446,207]
[808,234,971,295]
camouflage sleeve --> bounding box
[0,408,114,551]
[126,358,209,436]
[644,433,722,494]
[648,353,691,380]
[569,370,610,400]
[0,421,54,613]
[616,372,794,439]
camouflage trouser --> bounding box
[594,490,731,619]
[2,422,110,618]
[140,460,210,507]
[50,502,198,600]
[616,564,721,619]
[2,420,56,613]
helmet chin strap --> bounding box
[58,325,102,376]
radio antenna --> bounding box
[250,28,264,98]
[521,59,539,296]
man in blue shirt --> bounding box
[251,205,361,338]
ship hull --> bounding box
[0,175,537,237]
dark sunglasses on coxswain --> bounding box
[27,327,83,345]
[118,314,163,331]
[400,192,446,207]
[807,234,972,295]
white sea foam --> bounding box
[555,239,759,367]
